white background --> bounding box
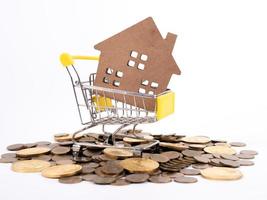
[0,0,266,199]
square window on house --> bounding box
[113,80,120,87]
[130,51,138,58]
[141,79,149,86]
[103,77,109,83]
[137,63,145,70]
[148,91,154,95]
[151,82,159,88]
[106,68,113,75]
[116,71,124,78]
[141,54,148,61]
[127,60,135,67]
[138,88,146,94]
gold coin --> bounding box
[12,160,51,173]
[204,146,236,155]
[103,148,133,159]
[159,142,189,151]
[123,137,147,144]
[120,158,159,173]
[200,167,243,180]
[181,136,211,144]
[54,133,83,142]
[42,164,82,179]
[54,133,69,138]
[16,147,51,157]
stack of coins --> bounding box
[0,132,258,185]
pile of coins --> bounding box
[0,131,258,185]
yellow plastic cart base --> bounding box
[92,96,113,111]
[156,91,175,120]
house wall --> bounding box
[93,48,174,110]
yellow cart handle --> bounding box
[60,53,99,67]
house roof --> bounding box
[94,17,181,75]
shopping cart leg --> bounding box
[71,123,98,158]
[109,124,131,145]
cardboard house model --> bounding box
[94,17,181,111]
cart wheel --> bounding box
[72,144,81,159]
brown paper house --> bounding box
[93,17,181,111]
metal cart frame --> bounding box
[60,53,175,156]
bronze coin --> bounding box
[201,154,214,159]
[214,142,230,147]
[56,159,74,165]
[193,155,210,164]
[192,164,210,169]
[0,157,17,163]
[111,179,130,186]
[98,154,115,161]
[52,155,73,161]
[237,154,255,159]
[24,143,37,148]
[180,168,200,175]
[182,150,203,158]
[162,172,184,178]
[142,153,151,159]
[83,149,101,157]
[33,155,52,161]
[220,154,239,161]
[125,173,149,183]
[82,174,98,181]
[238,160,254,166]
[59,176,82,184]
[83,162,99,168]
[1,153,16,158]
[101,160,124,175]
[82,166,95,174]
[7,144,25,151]
[51,146,70,155]
[149,175,172,183]
[212,153,221,159]
[58,141,74,146]
[150,154,169,163]
[210,158,222,166]
[220,159,240,168]
[149,168,162,176]
[74,156,92,163]
[94,167,120,178]
[93,176,116,184]
[229,142,246,147]
[189,144,207,150]
[49,143,60,149]
[36,141,51,146]
[240,150,258,155]
[160,151,181,159]
[174,176,198,183]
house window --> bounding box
[141,79,149,86]
[151,82,159,88]
[116,71,123,78]
[137,63,145,70]
[106,68,113,75]
[138,88,146,94]
[148,91,154,95]
[103,77,109,83]
[130,51,138,58]
[128,50,148,70]
[127,60,135,67]
[113,80,120,87]
[141,54,148,61]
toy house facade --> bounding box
[94,17,181,110]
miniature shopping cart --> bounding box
[60,53,176,157]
